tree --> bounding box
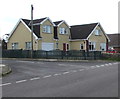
[2,39,7,50]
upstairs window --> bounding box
[43,25,51,33]
[25,42,31,50]
[95,29,100,35]
[12,43,18,49]
[59,28,68,34]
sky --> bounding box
[0,0,119,38]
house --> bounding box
[7,17,109,51]
[7,17,57,51]
[53,20,70,51]
[70,23,109,51]
[107,33,120,53]
[7,17,71,51]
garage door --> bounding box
[42,43,54,51]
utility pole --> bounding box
[31,4,34,58]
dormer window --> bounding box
[95,29,100,35]
[59,28,68,34]
[43,25,51,33]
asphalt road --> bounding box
[1,59,119,97]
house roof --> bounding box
[54,20,70,28]
[107,34,120,47]
[53,20,70,39]
[70,23,98,39]
[22,19,41,38]
[22,19,30,25]
[53,21,63,39]
[32,17,47,25]
[22,17,47,25]
[22,17,56,39]
[53,21,63,26]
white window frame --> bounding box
[95,29,100,36]
[43,25,51,33]
[59,28,64,34]
[100,43,106,51]
[64,28,68,34]
[12,43,18,49]
[80,44,84,50]
[25,42,31,50]
[59,28,68,34]
[89,42,96,51]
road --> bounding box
[1,59,119,97]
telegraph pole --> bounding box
[31,4,34,58]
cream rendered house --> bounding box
[7,17,71,51]
[70,23,110,51]
[7,17,109,51]
[53,20,70,51]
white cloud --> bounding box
[0,0,119,37]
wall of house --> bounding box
[7,19,108,52]
[57,23,70,50]
[70,40,85,50]
[88,25,107,51]
[70,26,107,51]
[38,19,55,49]
[7,22,37,50]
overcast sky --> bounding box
[0,0,119,37]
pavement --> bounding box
[2,58,114,62]
[1,59,119,97]
[0,64,11,76]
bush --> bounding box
[101,53,120,61]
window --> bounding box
[59,28,68,34]
[67,44,69,50]
[89,42,96,51]
[95,29,100,35]
[80,44,84,50]
[25,42,31,50]
[12,43,18,49]
[43,25,51,33]
[65,28,68,34]
[56,42,59,49]
[100,43,106,51]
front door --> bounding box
[63,43,66,51]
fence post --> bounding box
[84,51,86,60]
[94,51,96,60]
[61,51,64,59]
[46,51,48,59]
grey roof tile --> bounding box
[70,23,98,39]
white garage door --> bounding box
[42,43,54,51]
